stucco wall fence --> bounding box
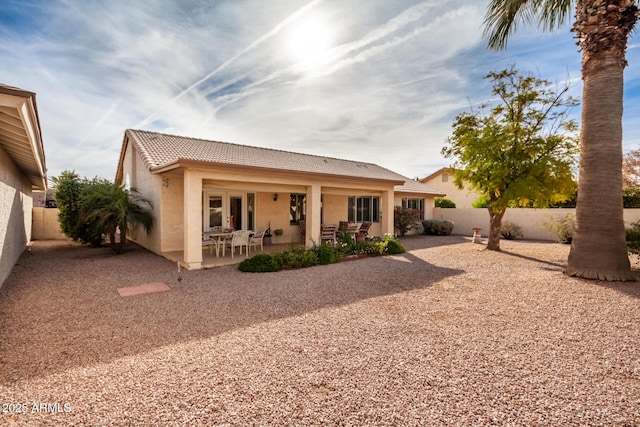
[433,208,640,241]
[32,207,67,240]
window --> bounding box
[348,196,380,223]
[290,193,306,225]
[209,196,223,228]
[402,197,425,220]
[442,173,448,183]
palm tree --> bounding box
[81,183,154,254]
[484,0,638,281]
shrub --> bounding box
[626,221,640,254]
[422,219,454,236]
[281,247,318,269]
[394,206,423,237]
[313,244,341,265]
[500,222,523,240]
[238,253,283,272]
[434,197,456,208]
[384,234,405,254]
[623,187,640,208]
[472,195,489,208]
[543,214,575,244]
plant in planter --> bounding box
[263,225,272,245]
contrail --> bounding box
[205,1,440,113]
[134,0,323,128]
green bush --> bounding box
[238,253,284,272]
[313,244,341,265]
[281,247,318,269]
[239,235,405,272]
[435,197,456,208]
[422,219,454,236]
[623,187,640,208]
[626,221,640,254]
[472,195,489,208]
[384,235,405,254]
[543,214,575,244]
[500,222,523,240]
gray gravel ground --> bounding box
[0,236,639,426]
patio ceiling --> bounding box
[0,84,47,190]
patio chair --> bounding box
[320,224,337,246]
[202,233,216,255]
[345,222,361,240]
[225,230,252,258]
[249,229,266,253]
[358,221,372,238]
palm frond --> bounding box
[483,0,574,50]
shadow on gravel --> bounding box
[497,250,566,270]
[0,238,464,383]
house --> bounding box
[420,167,481,208]
[115,129,443,269]
[0,84,47,287]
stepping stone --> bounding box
[117,282,171,297]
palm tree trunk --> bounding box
[566,4,635,280]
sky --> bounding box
[1,0,639,182]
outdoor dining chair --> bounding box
[249,229,266,253]
[225,230,252,258]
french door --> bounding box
[203,191,255,231]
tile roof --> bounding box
[124,129,443,195]
[395,178,445,196]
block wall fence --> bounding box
[433,208,640,241]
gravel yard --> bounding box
[1,236,639,426]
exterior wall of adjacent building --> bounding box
[421,171,481,208]
[0,144,34,287]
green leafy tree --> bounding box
[434,197,456,208]
[483,0,638,281]
[53,171,108,246]
[442,68,579,251]
[80,183,154,254]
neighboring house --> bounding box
[0,84,47,287]
[420,167,482,208]
[115,129,443,269]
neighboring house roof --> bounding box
[117,129,442,195]
[395,178,445,196]
[0,83,47,190]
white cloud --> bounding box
[1,0,639,181]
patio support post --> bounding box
[183,169,203,269]
[381,189,394,236]
[306,184,321,248]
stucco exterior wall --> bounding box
[159,173,184,252]
[119,142,163,253]
[422,172,480,208]
[32,208,66,240]
[0,145,33,287]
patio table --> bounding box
[204,231,233,257]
